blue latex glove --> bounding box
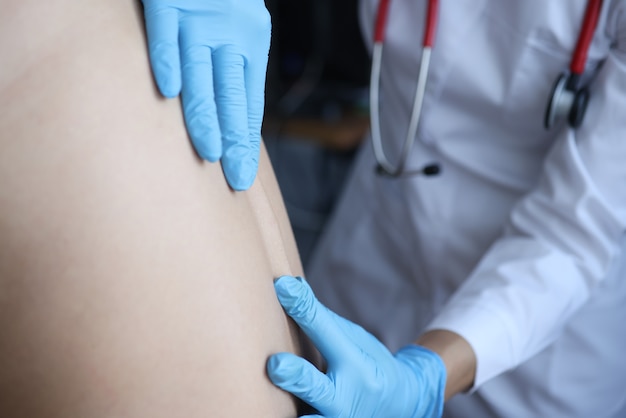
[267,276,447,418]
[142,0,271,191]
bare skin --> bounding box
[0,1,301,417]
[417,331,477,400]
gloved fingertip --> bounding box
[151,50,182,98]
[222,150,258,191]
[266,352,301,386]
[266,354,281,380]
[223,165,256,191]
[274,275,307,303]
[157,76,182,98]
[201,152,221,163]
[186,116,221,162]
[274,275,299,284]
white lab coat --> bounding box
[306,0,626,416]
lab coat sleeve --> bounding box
[426,5,626,388]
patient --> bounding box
[0,0,301,417]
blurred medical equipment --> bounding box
[371,0,603,178]
[545,0,603,129]
[370,0,441,177]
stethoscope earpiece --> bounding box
[375,162,441,177]
[375,164,389,176]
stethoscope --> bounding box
[544,0,603,130]
[371,0,604,178]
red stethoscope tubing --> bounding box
[375,0,439,46]
[371,0,440,176]
[373,0,390,43]
[571,0,603,75]
[375,0,600,61]
[372,0,603,174]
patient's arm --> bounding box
[0,1,301,417]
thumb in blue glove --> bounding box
[267,275,447,418]
[142,0,271,191]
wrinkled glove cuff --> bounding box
[395,344,447,418]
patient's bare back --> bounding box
[0,1,301,416]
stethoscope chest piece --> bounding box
[544,0,602,130]
[544,73,590,129]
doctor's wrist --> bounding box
[416,329,477,400]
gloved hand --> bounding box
[267,276,447,418]
[142,0,271,191]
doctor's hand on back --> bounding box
[140,0,271,191]
[267,276,474,418]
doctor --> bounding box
[268,0,626,416]
[140,0,626,416]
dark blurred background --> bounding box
[263,0,371,269]
[265,0,369,121]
